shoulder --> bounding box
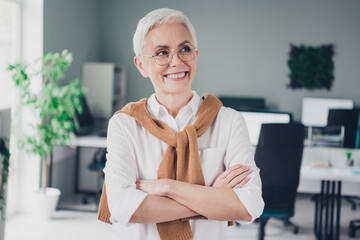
[110,111,135,124]
[210,106,247,139]
[108,112,139,133]
[217,106,246,125]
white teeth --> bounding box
[165,72,186,79]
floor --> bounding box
[4,194,360,240]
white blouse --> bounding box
[103,92,264,240]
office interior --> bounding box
[1,0,360,239]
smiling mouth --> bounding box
[164,71,188,80]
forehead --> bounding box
[144,22,193,49]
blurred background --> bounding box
[1,0,360,239]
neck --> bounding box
[155,91,193,118]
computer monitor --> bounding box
[301,98,353,127]
[218,96,266,111]
[240,111,292,145]
[74,96,94,128]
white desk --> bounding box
[298,147,360,196]
[297,147,360,240]
[301,166,360,182]
[68,135,107,148]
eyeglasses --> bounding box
[142,44,197,66]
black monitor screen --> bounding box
[74,96,94,129]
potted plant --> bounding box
[7,50,84,220]
[0,137,10,239]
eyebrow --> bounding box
[153,40,192,50]
[178,40,192,47]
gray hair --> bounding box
[133,8,198,56]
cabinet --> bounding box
[81,62,126,118]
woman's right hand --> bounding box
[212,164,252,189]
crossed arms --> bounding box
[104,113,264,225]
[130,164,253,223]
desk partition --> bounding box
[240,111,291,145]
[301,97,353,127]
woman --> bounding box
[99,8,264,240]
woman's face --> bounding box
[135,22,198,96]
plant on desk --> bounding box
[345,151,354,167]
[7,50,85,220]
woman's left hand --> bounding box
[136,179,172,196]
[212,164,252,189]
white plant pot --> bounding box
[33,187,61,221]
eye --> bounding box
[180,46,192,53]
[155,50,169,57]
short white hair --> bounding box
[133,8,198,56]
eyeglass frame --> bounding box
[140,44,198,66]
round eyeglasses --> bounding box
[142,44,197,66]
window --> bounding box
[0,0,20,110]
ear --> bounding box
[134,56,149,78]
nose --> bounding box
[169,51,183,66]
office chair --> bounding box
[327,108,360,149]
[328,110,360,211]
[349,219,360,238]
[255,123,305,240]
[82,148,106,209]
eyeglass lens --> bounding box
[155,46,196,65]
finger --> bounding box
[136,180,147,189]
[222,164,243,179]
[223,166,250,184]
[234,177,251,188]
[227,169,252,188]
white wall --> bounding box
[97,0,360,121]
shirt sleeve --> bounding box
[223,110,264,223]
[103,114,148,226]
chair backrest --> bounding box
[255,123,304,217]
[327,108,360,148]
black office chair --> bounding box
[255,123,305,240]
[82,148,106,209]
[327,108,360,149]
[349,219,360,238]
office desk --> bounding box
[299,147,360,240]
[68,135,107,148]
[298,147,360,196]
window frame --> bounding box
[0,0,22,110]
